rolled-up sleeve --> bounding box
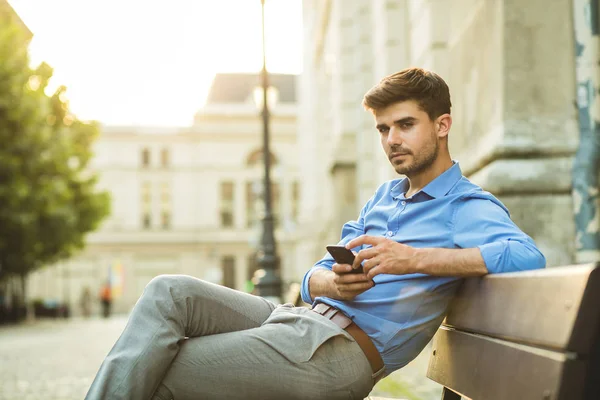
[452,197,546,274]
[300,205,371,304]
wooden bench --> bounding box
[426,263,600,400]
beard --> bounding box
[390,136,439,177]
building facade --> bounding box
[28,73,301,315]
[295,0,578,276]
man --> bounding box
[99,281,112,318]
[86,68,545,400]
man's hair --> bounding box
[362,67,452,120]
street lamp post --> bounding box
[252,0,282,302]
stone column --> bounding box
[441,0,578,267]
[372,0,412,184]
[353,0,379,206]
[572,0,600,263]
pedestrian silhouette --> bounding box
[99,282,112,318]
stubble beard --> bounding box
[391,137,439,177]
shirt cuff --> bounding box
[300,267,328,304]
[477,241,506,274]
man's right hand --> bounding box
[308,265,375,301]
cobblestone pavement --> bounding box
[0,315,128,400]
[0,315,441,400]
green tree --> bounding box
[0,11,110,298]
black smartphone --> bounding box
[326,245,364,274]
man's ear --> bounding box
[436,114,452,138]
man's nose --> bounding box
[387,127,403,146]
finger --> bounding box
[366,264,386,279]
[345,235,384,251]
[337,281,374,292]
[335,271,371,284]
[332,263,352,274]
[362,256,380,276]
[353,246,379,269]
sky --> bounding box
[7,0,303,126]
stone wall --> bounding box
[442,0,578,266]
[298,0,579,273]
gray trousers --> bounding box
[85,275,376,400]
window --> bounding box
[142,214,151,229]
[220,181,234,228]
[160,182,171,229]
[292,181,300,222]
[246,181,259,228]
[141,148,151,167]
[246,181,280,228]
[161,148,170,168]
[141,182,152,229]
[245,149,278,167]
[221,256,235,289]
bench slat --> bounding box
[427,327,586,400]
[444,264,600,353]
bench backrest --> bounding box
[426,263,600,400]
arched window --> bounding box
[245,149,278,167]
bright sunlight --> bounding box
[7,0,303,126]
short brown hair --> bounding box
[362,67,451,120]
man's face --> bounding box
[374,100,439,177]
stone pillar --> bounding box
[372,0,412,183]
[441,0,578,267]
[572,0,600,263]
[331,164,358,233]
[294,0,333,280]
[354,0,379,206]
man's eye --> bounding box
[400,123,412,129]
[378,127,389,133]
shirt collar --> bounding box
[390,161,463,200]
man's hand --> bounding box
[346,234,489,277]
[308,264,374,301]
[346,235,420,279]
[330,262,375,300]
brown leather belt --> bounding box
[311,303,384,375]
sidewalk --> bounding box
[0,315,128,400]
[369,342,442,400]
[0,315,441,400]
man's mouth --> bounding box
[390,152,410,160]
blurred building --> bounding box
[28,73,301,315]
[295,0,577,274]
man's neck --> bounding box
[405,156,453,198]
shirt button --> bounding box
[387,231,393,237]
[401,201,406,206]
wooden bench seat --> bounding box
[426,263,600,400]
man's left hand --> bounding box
[345,235,420,278]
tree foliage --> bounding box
[0,11,110,282]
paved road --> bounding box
[0,315,440,400]
[0,315,128,400]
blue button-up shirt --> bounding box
[300,162,546,373]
